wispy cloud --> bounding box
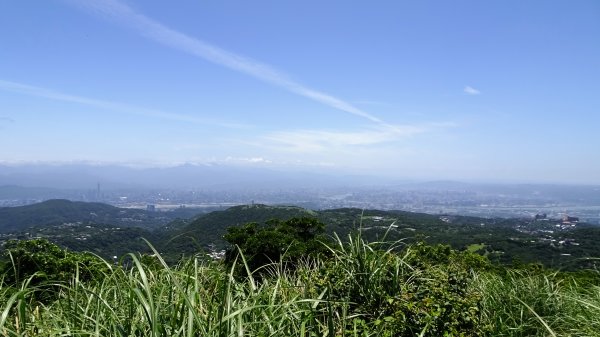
[0,79,249,128]
[224,156,272,164]
[464,86,481,95]
[68,0,389,126]
[262,126,426,153]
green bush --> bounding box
[1,239,109,297]
[317,235,486,336]
[223,217,329,276]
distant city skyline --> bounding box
[1,1,599,184]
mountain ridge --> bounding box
[0,199,196,233]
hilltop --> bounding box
[160,204,315,256]
[0,199,198,233]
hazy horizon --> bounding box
[1,162,599,188]
[2,1,599,184]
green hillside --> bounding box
[3,222,158,260]
[0,199,198,233]
[2,200,600,270]
[158,204,600,270]
[160,204,316,257]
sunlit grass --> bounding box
[1,236,599,336]
[474,268,600,336]
[0,247,341,336]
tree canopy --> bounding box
[223,216,328,274]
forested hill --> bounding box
[2,200,600,269]
[161,204,316,254]
[0,199,198,233]
[162,204,600,269]
[165,205,471,253]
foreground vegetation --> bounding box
[1,226,599,336]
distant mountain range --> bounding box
[2,163,599,202]
[0,163,366,190]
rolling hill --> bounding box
[0,199,198,233]
[160,204,316,256]
[1,200,600,269]
[158,204,600,269]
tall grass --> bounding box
[1,235,599,336]
[474,269,600,336]
[0,248,342,336]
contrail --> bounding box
[68,0,389,126]
[0,79,249,128]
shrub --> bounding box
[1,239,109,300]
[223,217,329,276]
[317,234,486,336]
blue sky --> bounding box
[1,0,599,183]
